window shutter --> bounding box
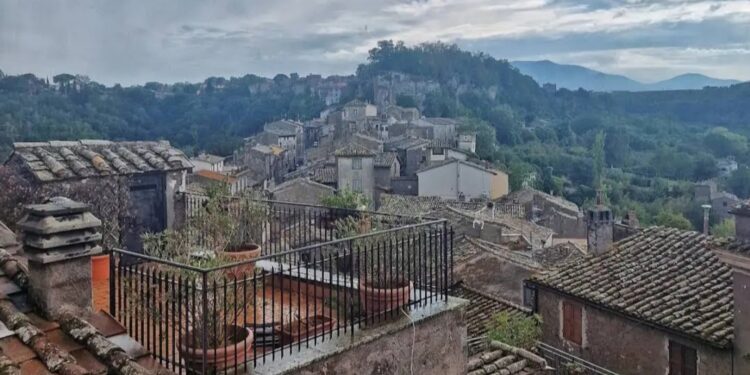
[562,303,572,340]
[572,304,583,345]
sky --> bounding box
[1,0,749,85]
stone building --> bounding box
[335,144,375,200]
[342,99,377,122]
[695,181,740,224]
[237,143,290,185]
[527,226,739,374]
[259,119,304,164]
[500,188,586,239]
[3,140,191,252]
[384,136,430,177]
[458,132,477,154]
[373,152,400,191]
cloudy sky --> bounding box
[1,0,749,85]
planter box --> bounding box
[275,315,336,345]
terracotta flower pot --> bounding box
[276,315,336,345]
[179,325,254,373]
[223,244,261,279]
[359,278,412,317]
[91,254,109,282]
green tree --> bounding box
[592,131,605,190]
[704,127,748,158]
[395,94,417,108]
[728,166,750,199]
[486,311,542,350]
[321,189,371,210]
[711,219,735,238]
[653,210,693,230]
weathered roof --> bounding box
[423,117,459,126]
[271,177,335,193]
[8,140,191,183]
[501,188,580,214]
[264,120,302,136]
[467,340,548,375]
[451,283,530,345]
[530,227,734,348]
[334,144,375,157]
[311,167,337,185]
[374,152,398,168]
[0,249,169,374]
[378,193,485,217]
[343,99,369,108]
[0,222,18,254]
[193,169,237,184]
[384,136,430,151]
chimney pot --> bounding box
[18,197,102,319]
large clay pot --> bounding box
[179,325,254,374]
[359,278,412,318]
[91,254,109,282]
[223,244,261,279]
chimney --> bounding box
[18,197,102,319]
[732,203,750,241]
[587,190,613,256]
[702,204,711,235]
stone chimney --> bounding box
[586,190,613,256]
[18,197,102,319]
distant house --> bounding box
[458,132,477,154]
[384,136,431,177]
[311,166,338,188]
[527,226,737,374]
[500,188,586,239]
[3,140,192,252]
[335,144,375,200]
[342,99,377,122]
[416,159,509,200]
[411,117,459,143]
[260,119,304,164]
[189,152,225,172]
[353,133,384,153]
[270,177,335,206]
[695,181,740,223]
[428,140,469,163]
[237,143,290,185]
[717,157,738,177]
[374,152,400,191]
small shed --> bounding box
[3,140,192,252]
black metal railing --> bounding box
[182,193,426,255]
[109,219,453,374]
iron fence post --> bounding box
[201,271,208,375]
[109,250,116,315]
[442,220,449,301]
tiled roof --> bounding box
[423,117,459,126]
[9,140,191,183]
[377,194,485,217]
[191,153,224,164]
[416,159,501,175]
[374,152,397,168]
[501,188,580,214]
[384,136,430,151]
[0,222,19,255]
[271,177,335,193]
[343,99,368,107]
[334,144,375,157]
[530,227,735,348]
[451,283,530,346]
[311,167,337,185]
[0,249,169,374]
[194,169,237,184]
[467,341,548,375]
[264,120,302,136]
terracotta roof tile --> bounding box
[467,341,548,375]
[530,227,735,348]
[10,140,192,183]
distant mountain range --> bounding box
[511,60,742,92]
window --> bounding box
[562,301,583,345]
[669,341,697,375]
[352,157,362,170]
[352,177,362,192]
[523,284,537,312]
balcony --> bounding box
[107,195,455,374]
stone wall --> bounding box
[287,300,467,375]
[536,288,732,375]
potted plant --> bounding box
[359,274,412,319]
[222,198,267,278]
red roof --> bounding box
[194,169,237,184]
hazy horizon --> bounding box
[1,0,749,85]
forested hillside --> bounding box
[2,41,750,230]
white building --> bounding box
[416,159,509,201]
[189,153,225,172]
